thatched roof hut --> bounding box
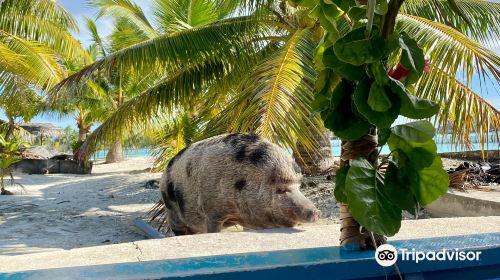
[19,123,63,137]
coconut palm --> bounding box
[0,0,87,93]
[0,0,88,144]
[52,0,499,169]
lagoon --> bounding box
[92,139,500,160]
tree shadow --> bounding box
[0,170,162,256]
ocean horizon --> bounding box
[92,139,500,160]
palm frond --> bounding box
[213,28,324,151]
[109,18,152,51]
[51,16,268,96]
[79,59,230,156]
[92,0,158,39]
[416,65,500,151]
[0,0,86,62]
[84,17,108,57]
[402,0,500,44]
[397,13,500,86]
[152,0,222,33]
[0,31,64,89]
[0,0,79,32]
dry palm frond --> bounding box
[403,0,500,44]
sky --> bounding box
[2,0,499,130]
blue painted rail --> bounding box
[1,233,499,280]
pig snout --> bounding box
[283,188,321,223]
[305,209,321,223]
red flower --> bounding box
[387,63,409,80]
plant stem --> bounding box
[381,0,404,39]
[365,0,376,38]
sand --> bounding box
[0,157,162,256]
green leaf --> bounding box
[407,147,436,170]
[386,31,400,55]
[388,137,437,169]
[311,6,339,38]
[390,121,436,143]
[353,78,400,128]
[375,0,388,15]
[388,121,438,169]
[333,27,386,66]
[370,61,389,85]
[334,166,349,203]
[377,128,391,146]
[409,156,449,206]
[345,158,402,236]
[368,82,392,112]
[384,162,417,214]
[399,32,425,84]
[324,80,372,140]
[389,78,439,119]
[292,0,318,8]
[323,47,364,81]
[321,0,344,19]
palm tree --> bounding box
[76,15,164,163]
[0,0,88,143]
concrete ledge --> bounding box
[0,217,499,274]
[426,191,500,217]
[439,150,500,161]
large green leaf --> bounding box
[368,82,392,112]
[334,166,349,203]
[324,80,372,140]
[390,121,436,143]
[399,32,425,84]
[322,46,364,81]
[408,156,449,206]
[389,78,439,119]
[384,162,417,214]
[333,27,386,66]
[388,128,437,170]
[345,158,402,236]
[353,78,401,128]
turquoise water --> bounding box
[92,139,500,160]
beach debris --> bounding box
[448,161,500,191]
[143,179,159,189]
[148,133,320,235]
[50,154,73,160]
[133,219,165,239]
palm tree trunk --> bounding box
[339,134,385,249]
[105,141,124,163]
[78,125,88,141]
[293,127,336,176]
[5,117,15,140]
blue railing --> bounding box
[2,233,499,279]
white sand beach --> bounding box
[0,157,162,256]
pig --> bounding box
[157,133,321,235]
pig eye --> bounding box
[276,188,289,194]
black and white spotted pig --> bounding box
[159,133,321,235]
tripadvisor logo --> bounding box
[375,244,398,267]
[374,244,482,267]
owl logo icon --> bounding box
[375,244,398,267]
